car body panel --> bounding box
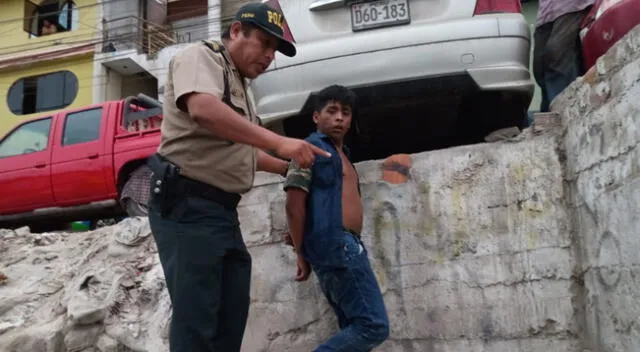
[253,0,533,124]
[580,0,640,70]
[0,117,56,214]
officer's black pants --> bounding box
[148,183,251,352]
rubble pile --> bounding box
[0,218,169,352]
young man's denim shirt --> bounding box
[284,132,362,268]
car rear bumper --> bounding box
[252,14,534,125]
[581,0,640,70]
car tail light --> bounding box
[474,0,522,15]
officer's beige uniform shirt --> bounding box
[158,42,259,194]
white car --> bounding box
[252,0,534,160]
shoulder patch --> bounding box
[231,87,245,99]
[284,161,312,193]
[202,40,223,53]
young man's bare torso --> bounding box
[339,149,363,235]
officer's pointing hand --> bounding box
[276,137,331,169]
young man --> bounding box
[533,0,594,112]
[148,3,330,352]
[284,85,390,351]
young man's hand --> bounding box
[295,256,311,282]
[276,137,331,169]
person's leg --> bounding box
[314,265,349,329]
[313,237,390,352]
[533,23,552,112]
[213,224,253,352]
[542,9,589,108]
[149,193,238,352]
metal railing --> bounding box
[101,16,178,58]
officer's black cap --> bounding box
[233,2,297,57]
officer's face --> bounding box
[229,23,278,79]
[313,101,353,141]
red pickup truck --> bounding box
[0,94,161,231]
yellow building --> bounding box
[0,0,97,138]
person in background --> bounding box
[41,19,58,35]
[533,0,595,112]
[284,85,390,351]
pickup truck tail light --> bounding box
[474,0,522,15]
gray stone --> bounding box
[0,229,16,238]
[14,226,30,237]
[65,324,103,351]
[95,334,118,352]
[0,322,19,335]
[0,318,65,352]
[67,297,107,326]
[484,126,521,142]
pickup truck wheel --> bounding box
[123,198,148,217]
[120,164,152,217]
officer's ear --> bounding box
[312,111,320,125]
[229,21,244,40]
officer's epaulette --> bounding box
[202,40,224,53]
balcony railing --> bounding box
[101,16,178,58]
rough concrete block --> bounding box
[555,23,640,352]
[239,131,577,351]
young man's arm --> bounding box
[172,45,329,168]
[284,161,312,281]
[257,150,288,176]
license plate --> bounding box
[350,0,411,32]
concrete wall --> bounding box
[121,74,158,99]
[94,44,189,104]
[173,15,210,43]
[555,24,640,352]
[103,67,123,101]
[0,54,96,137]
[209,0,222,40]
[239,132,580,351]
[100,0,140,52]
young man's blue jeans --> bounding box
[310,232,390,351]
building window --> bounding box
[0,117,52,159]
[24,0,79,37]
[7,71,79,115]
[62,108,102,146]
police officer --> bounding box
[147,3,330,351]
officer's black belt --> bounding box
[174,173,241,210]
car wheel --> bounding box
[123,198,148,217]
